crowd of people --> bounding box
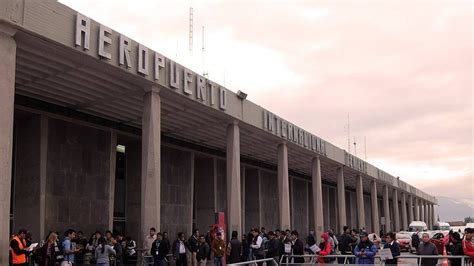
[9,225,474,265]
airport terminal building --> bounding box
[0,1,437,262]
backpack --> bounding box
[411,234,420,248]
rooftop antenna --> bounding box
[189,7,193,56]
[364,136,367,160]
[202,26,208,77]
[347,114,351,154]
[353,136,357,156]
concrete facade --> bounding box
[0,2,438,261]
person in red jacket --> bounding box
[316,232,333,264]
[463,228,474,263]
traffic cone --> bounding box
[442,246,448,266]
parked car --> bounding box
[396,233,411,252]
[433,222,451,233]
[409,221,428,232]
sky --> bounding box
[59,0,473,202]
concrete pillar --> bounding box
[356,174,365,229]
[226,122,241,235]
[277,142,291,229]
[370,181,380,235]
[336,167,347,233]
[141,87,161,238]
[311,157,324,237]
[414,197,419,220]
[0,24,16,265]
[420,200,425,222]
[383,185,391,232]
[39,116,48,241]
[423,201,431,227]
[401,192,408,231]
[408,194,414,224]
[108,132,117,230]
[393,189,400,232]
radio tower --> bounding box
[202,26,208,77]
[353,136,357,156]
[347,114,351,154]
[189,7,193,56]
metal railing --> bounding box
[279,254,473,266]
[228,258,278,266]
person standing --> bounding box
[250,229,265,266]
[188,229,200,266]
[227,231,242,264]
[316,232,333,264]
[305,231,316,254]
[111,235,124,266]
[37,232,62,266]
[416,232,438,266]
[162,232,171,256]
[337,226,356,264]
[144,228,157,256]
[462,228,474,264]
[62,229,79,265]
[10,229,30,266]
[173,232,188,266]
[266,231,280,264]
[211,232,226,266]
[290,231,304,264]
[151,233,168,266]
[354,232,378,265]
[95,237,116,266]
[446,232,464,266]
[196,235,210,266]
[383,232,400,265]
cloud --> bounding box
[59,0,473,198]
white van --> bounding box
[433,222,451,231]
[466,223,474,229]
[409,221,428,232]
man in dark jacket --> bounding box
[111,235,124,266]
[305,231,316,254]
[290,230,304,264]
[338,226,356,263]
[416,232,438,266]
[383,232,401,265]
[196,235,210,266]
[172,232,188,266]
[188,229,200,266]
[446,232,464,266]
[227,231,242,264]
[151,233,169,266]
[266,231,280,263]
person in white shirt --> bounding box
[144,228,157,255]
[250,228,264,266]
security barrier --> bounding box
[279,254,473,266]
[228,258,279,266]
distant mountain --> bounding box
[437,196,474,222]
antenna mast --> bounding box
[202,26,208,77]
[364,136,367,160]
[189,7,193,56]
[353,136,357,156]
[347,114,351,154]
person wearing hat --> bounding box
[463,228,474,263]
[354,232,377,264]
[10,229,30,266]
[446,232,464,266]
